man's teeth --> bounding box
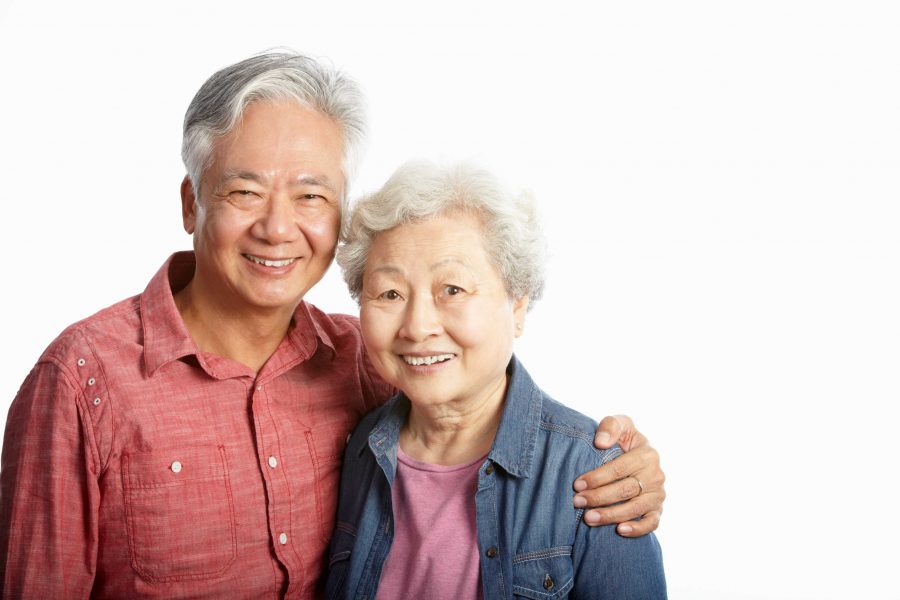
[245,255,296,267]
[403,354,454,366]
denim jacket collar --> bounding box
[487,356,543,478]
[366,355,542,481]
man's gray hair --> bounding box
[338,161,547,306]
[181,51,366,209]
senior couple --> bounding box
[0,52,666,598]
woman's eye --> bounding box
[380,290,401,301]
[444,285,464,296]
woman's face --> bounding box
[360,212,528,410]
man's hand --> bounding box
[573,415,665,537]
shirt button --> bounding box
[92,397,101,406]
[485,463,495,475]
[486,546,498,558]
[279,532,288,545]
[77,358,86,366]
[268,456,278,468]
[87,377,96,386]
[171,461,182,473]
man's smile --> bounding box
[242,254,297,268]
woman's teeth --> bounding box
[403,354,454,366]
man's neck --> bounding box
[173,281,296,372]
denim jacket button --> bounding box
[486,546,498,558]
[485,463,495,475]
[543,573,555,590]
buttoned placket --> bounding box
[249,379,301,587]
[476,459,507,599]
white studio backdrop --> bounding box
[1,1,898,598]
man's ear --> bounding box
[180,175,197,234]
[513,295,530,338]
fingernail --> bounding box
[584,511,602,525]
[573,495,587,508]
[573,479,587,492]
[618,524,633,535]
[596,432,611,446]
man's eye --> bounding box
[299,194,327,203]
[444,285,464,296]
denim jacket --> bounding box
[325,356,667,599]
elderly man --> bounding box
[0,52,665,598]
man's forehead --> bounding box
[202,99,346,190]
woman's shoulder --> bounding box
[537,392,623,467]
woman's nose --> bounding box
[399,295,443,341]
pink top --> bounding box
[375,447,486,600]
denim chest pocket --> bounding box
[121,445,236,583]
[512,547,575,599]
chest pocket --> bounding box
[122,445,236,583]
[512,547,575,599]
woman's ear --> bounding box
[513,295,530,337]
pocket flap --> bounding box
[123,445,227,488]
[512,547,574,599]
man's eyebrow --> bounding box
[294,175,338,194]
[221,169,265,183]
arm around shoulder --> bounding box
[1,360,101,598]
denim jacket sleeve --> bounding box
[572,518,667,599]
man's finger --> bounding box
[574,445,657,491]
[616,511,662,537]
[582,491,664,527]
[573,474,643,508]
[594,415,625,448]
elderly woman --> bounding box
[327,162,666,599]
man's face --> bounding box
[181,100,345,317]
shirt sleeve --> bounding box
[1,360,101,599]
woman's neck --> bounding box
[400,374,508,466]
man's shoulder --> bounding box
[301,302,364,352]
[304,302,360,330]
[40,294,143,366]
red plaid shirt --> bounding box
[0,252,392,599]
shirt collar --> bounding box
[140,251,337,378]
[366,394,409,485]
[486,356,543,478]
[366,355,542,480]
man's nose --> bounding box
[399,295,443,342]
[252,196,299,244]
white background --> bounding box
[1,1,898,598]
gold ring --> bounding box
[631,476,644,496]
